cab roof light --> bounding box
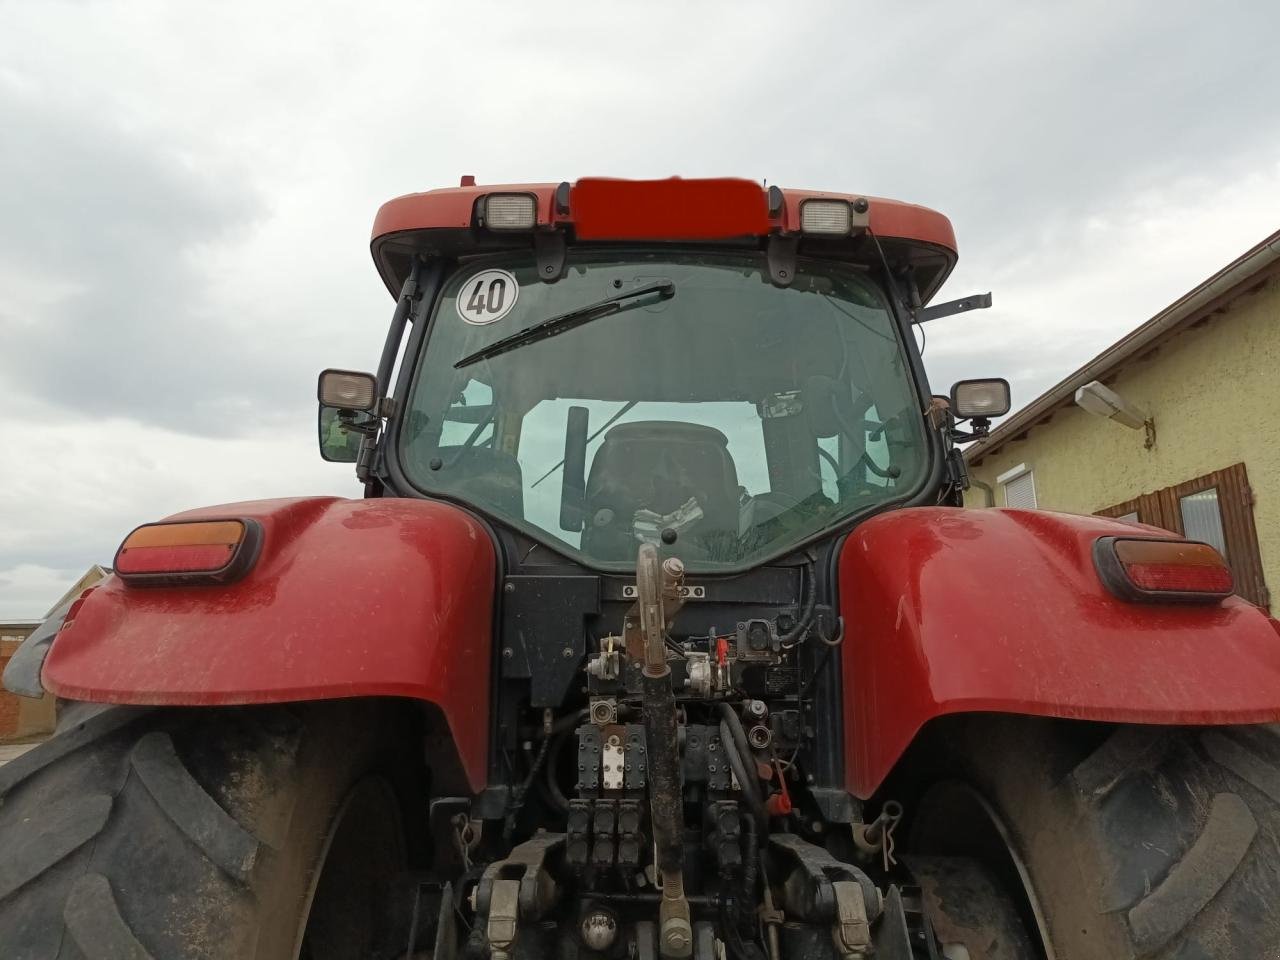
[1094,536,1234,603]
[799,197,871,237]
[482,193,537,231]
[115,519,262,586]
[800,199,852,236]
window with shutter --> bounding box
[1179,488,1228,557]
[1003,471,1037,509]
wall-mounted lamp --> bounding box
[1074,380,1156,449]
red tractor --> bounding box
[5,177,1280,960]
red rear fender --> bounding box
[840,507,1280,798]
[43,497,496,791]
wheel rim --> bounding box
[295,777,406,960]
[911,779,1056,960]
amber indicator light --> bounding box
[115,520,261,585]
[1095,536,1233,602]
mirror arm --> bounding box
[948,416,991,444]
[337,410,379,437]
[915,292,992,324]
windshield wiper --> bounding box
[454,281,675,369]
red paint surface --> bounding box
[572,178,769,240]
[370,179,956,252]
[840,507,1280,798]
[43,497,497,791]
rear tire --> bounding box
[0,700,416,960]
[909,717,1280,959]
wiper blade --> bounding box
[454,280,675,369]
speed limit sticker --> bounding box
[457,269,519,325]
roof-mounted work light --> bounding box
[799,197,870,237]
[482,193,537,231]
[800,200,852,235]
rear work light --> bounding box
[115,519,262,586]
[317,368,377,411]
[1094,537,1234,603]
[481,193,537,230]
[951,378,1012,419]
[799,197,871,237]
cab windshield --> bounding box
[400,249,929,571]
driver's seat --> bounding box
[581,421,740,561]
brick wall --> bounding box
[0,640,21,738]
[0,638,55,740]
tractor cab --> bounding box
[320,178,1006,570]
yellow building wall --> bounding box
[966,275,1280,591]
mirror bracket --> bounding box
[339,409,379,436]
[944,447,971,490]
[535,230,567,283]
[355,430,379,483]
[767,234,799,287]
[916,292,992,324]
[948,416,991,445]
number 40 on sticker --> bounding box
[458,268,519,325]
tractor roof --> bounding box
[371,177,958,302]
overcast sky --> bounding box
[2,0,1278,617]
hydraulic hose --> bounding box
[540,730,572,814]
[740,810,759,919]
[777,560,817,646]
[719,890,767,960]
[504,716,553,841]
[530,708,589,738]
[718,712,767,832]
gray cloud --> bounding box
[0,80,278,434]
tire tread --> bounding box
[1202,731,1280,805]
[64,873,156,960]
[0,707,146,800]
[1126,792,1257,955]
[0,794,112,903]
[130,731,260,883]
[1070,726,1166,802]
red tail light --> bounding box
[1094,537,1234,603]
[115,520,261,586]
